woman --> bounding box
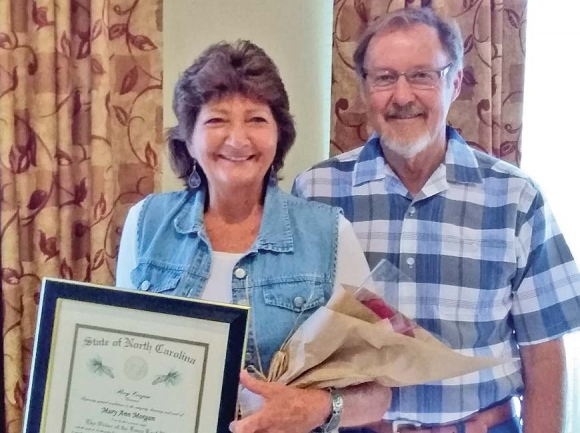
[116,40,390,432]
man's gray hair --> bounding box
[353,8,464,77]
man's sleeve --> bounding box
[511,188,580,345]
[291,170,310,199]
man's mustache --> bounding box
[385,104,425,119]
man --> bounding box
[293,7,580,433]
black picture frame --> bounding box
[23,277,249,433]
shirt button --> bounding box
[234,268,247,279]
[245,351,252,361]
[409,206,416,216]
[406,257,415,267]
[293,296,305,309]
[140,280,151,290]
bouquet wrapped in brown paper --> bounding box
[263,259,513,389]
[239,260,513,417]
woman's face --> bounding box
[188,94,278,195]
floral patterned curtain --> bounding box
[331,0,527,166]
[0,1,162,431]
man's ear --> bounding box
[451,67,463,102]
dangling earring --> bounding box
[268,166,277,186]
[187,159,202,189]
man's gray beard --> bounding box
[380,132,432,159]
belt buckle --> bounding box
[392,420,422,432]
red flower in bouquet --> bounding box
[356,288,415,337]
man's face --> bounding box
[361,24,462,158]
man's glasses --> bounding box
[362,63,453,90]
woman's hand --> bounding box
[229,370,331,433]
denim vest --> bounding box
[130,184,339,372]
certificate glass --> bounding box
[24,278,249,433]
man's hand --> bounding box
[229,370,331,433]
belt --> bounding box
[364,400,515,433]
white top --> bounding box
[116,200,375,295]
[202,251,243,303]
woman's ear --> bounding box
[184,137,196,159]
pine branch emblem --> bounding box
[88,357,114,378]
[152,369,181,386]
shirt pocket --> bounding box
[130,262,182,294]
[434,298,512,350]
[439,230,514,262]
[438,230,516,293]
[435,294,511,322]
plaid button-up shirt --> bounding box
[292,127,580,424]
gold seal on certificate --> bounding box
[23,278,249,433]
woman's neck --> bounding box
[203,182,266,253]
[205,182,264,222]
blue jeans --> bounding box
[339,417,521,433]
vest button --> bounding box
[293,296,305,309]
[234,268,247,279]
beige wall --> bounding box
[163,0,333,192]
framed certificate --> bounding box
[23,278,249,433]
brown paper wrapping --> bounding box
[275,285,513,389]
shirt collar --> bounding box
[173,184,293,253]
[352,126,484,187]
[353,132,389,187]
[444,126,484,185]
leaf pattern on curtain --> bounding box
[0,1,163,431]
[331,0,527,166]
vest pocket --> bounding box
[261,277,329,313]
[130,262,182,294]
